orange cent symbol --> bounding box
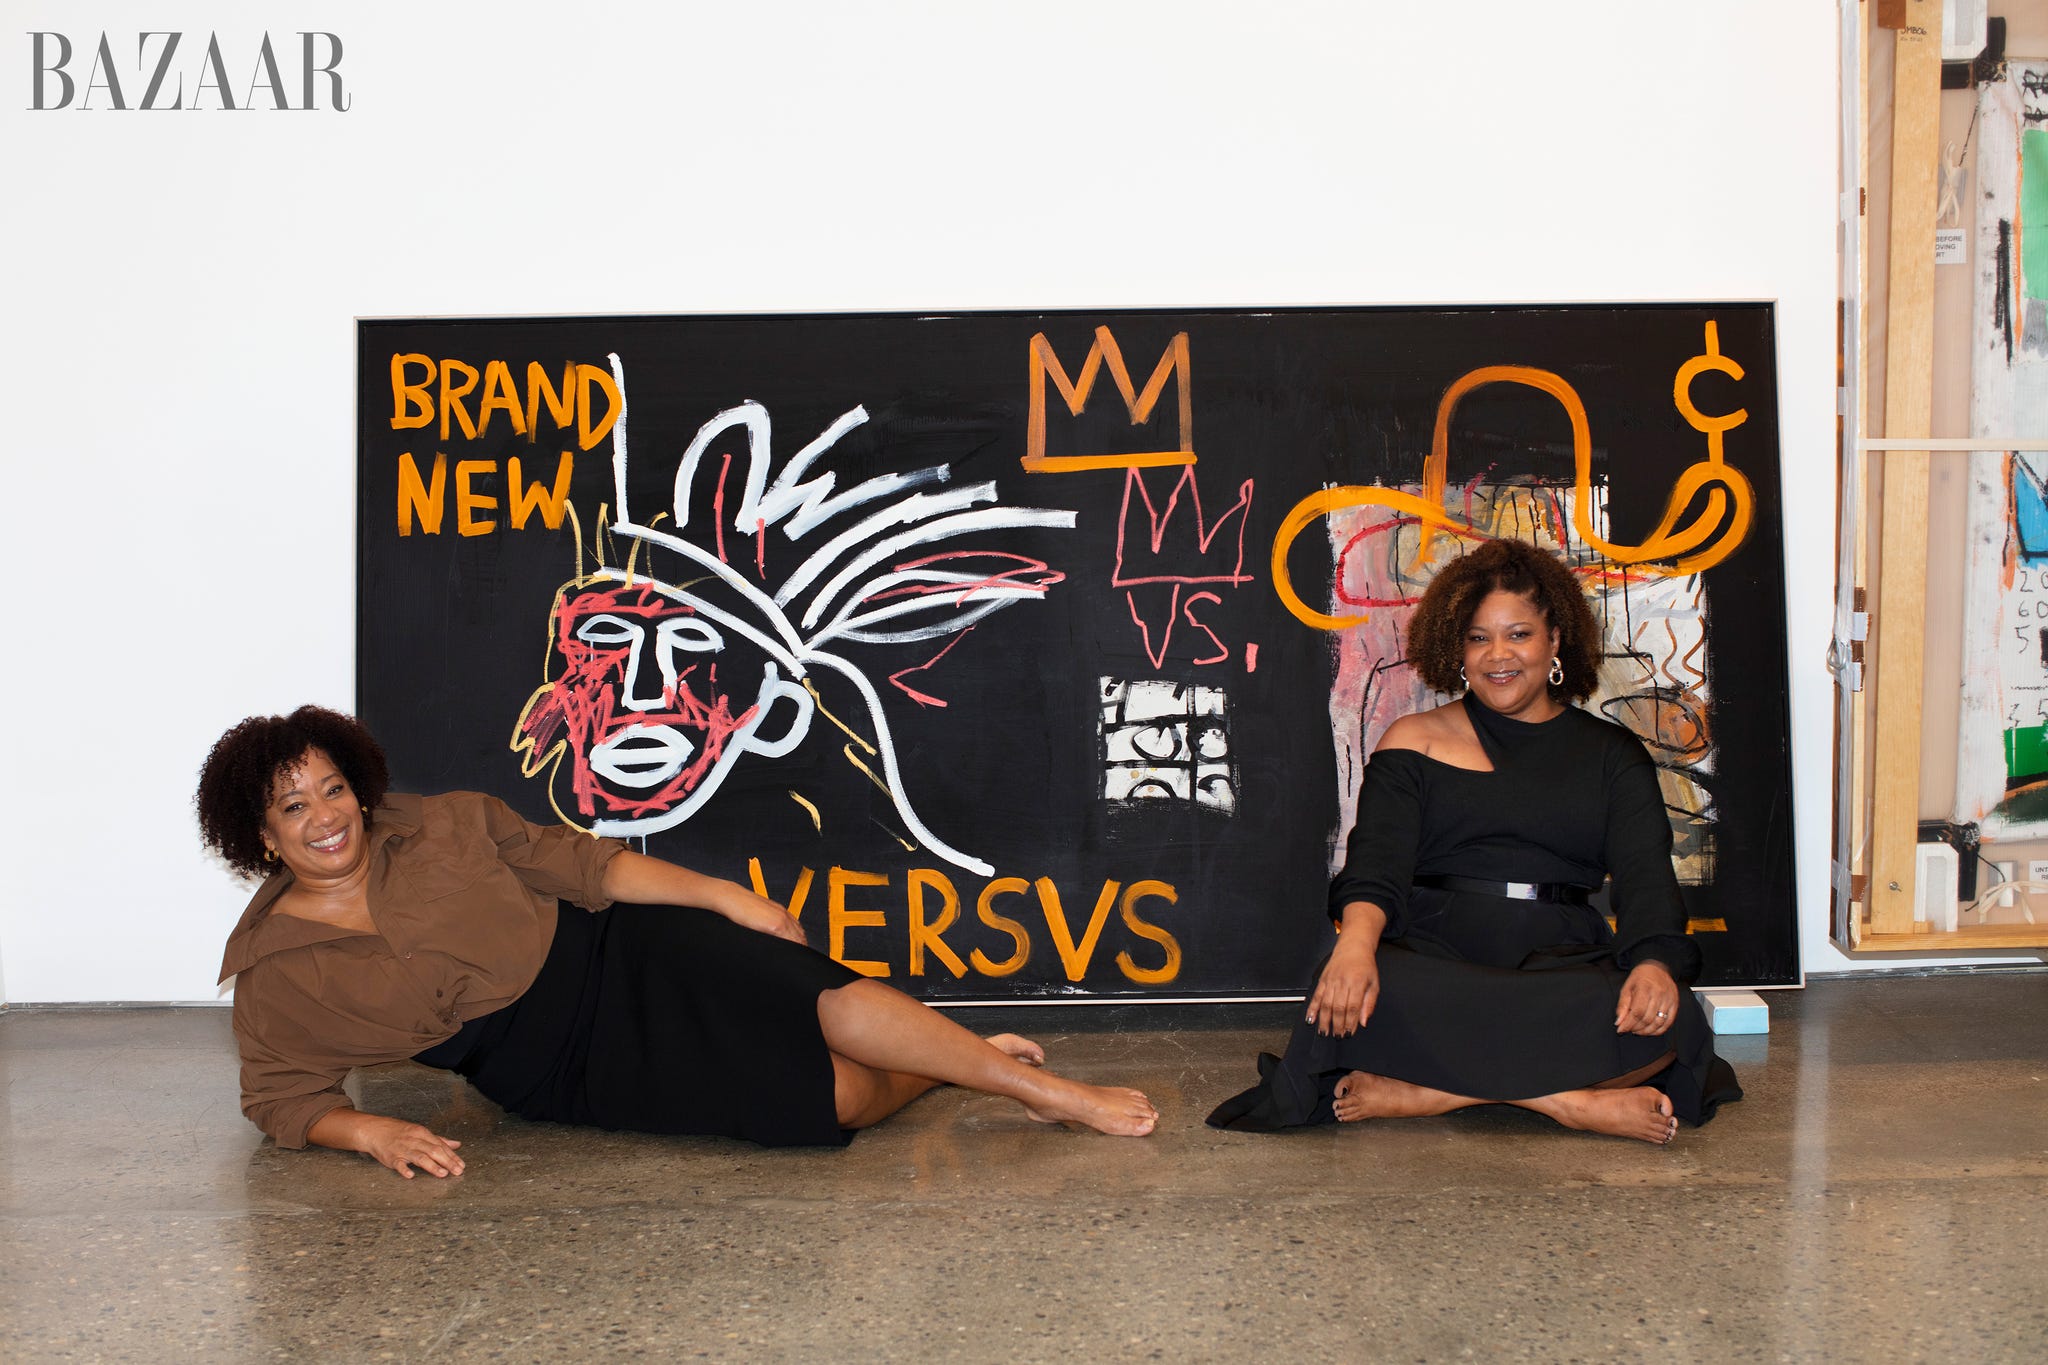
[1022,327,1194,473]
[1588,318,1755,572]
[1271,321,1758,632]
[1599,318,1757,573]
[1674,320,1749,443]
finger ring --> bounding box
[1656,1010,1667,1018]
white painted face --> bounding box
[516,579,813,834]
[1461,589,1563,721]
[574,607,731,793]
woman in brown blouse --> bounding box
[203,706,1156,1178]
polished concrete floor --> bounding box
[4,973,2047,1361]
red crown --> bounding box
[1112,465,1254,589]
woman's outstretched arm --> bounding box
[598,850,807,944]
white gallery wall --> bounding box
[1,0,1855,1003]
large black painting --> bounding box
[357,305,1796,995]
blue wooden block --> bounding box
[1697,990,1769,1034]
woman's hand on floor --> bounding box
[364,1118,466,1179]
[1306,934,1380,1038]
[1615,961,1679,1036]
[309,1108,465,1179]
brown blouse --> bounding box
[216,791,627,1148]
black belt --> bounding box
[1413,874,1594,906]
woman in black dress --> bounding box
[1208,538,1739,1143]
[203,708,1157,1180]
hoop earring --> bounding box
[1548,656,1564,687]
[1459,665,1467,687]
[263,847,278,864]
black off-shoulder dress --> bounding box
[1207,692,1741,1130]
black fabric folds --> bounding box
[416,901,863,1147]
[1209,886,1741,1130]
[1215,694,1741,1132]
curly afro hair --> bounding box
[1405,538,1603,702]
[195,705,390,879]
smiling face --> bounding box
[260,747,367,883]
[1460,589,1563,721]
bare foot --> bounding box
[1332,1071,1479,1121]
[986,1033,1045,1067]
[1537,1086,1677,1144]
[1332,1071,1379,1122]
[1019,1074,1159,1136]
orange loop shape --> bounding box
[1272,344,1754,632]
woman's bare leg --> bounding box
[829,1034,1047,1128]
[831,1056,944,1128]
[985,1034,1046,1066]
[815,980,1156,1135]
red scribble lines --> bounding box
[712,452,733,566]
[1329,477,1675,612]
[874,552,1067,705]
[866,550,1067,607]
[1673,620,1709,689]
[888,629,976,708]
[1112,466,1254,587]
[1333,514,1484,609]
[513,585,752,820]
[1183,591,1228,665]
[1461,477,1487,535]
[1111,466,1256,666]
[1125,591,1174,670]
[1126,587,1231,669]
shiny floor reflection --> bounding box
[4,974,2047,1360]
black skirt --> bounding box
[1207,885,1742,1131]
[415,901,864,1147]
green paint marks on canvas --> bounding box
[2005,721,2048,779]
[2024,128,2048,302]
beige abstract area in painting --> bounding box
[1323,482,1717,885]
[1956,63,2048,838]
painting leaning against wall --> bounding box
[1277,332,1754,924]
[357,305,1798,992]
[1957,61,2048,838]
